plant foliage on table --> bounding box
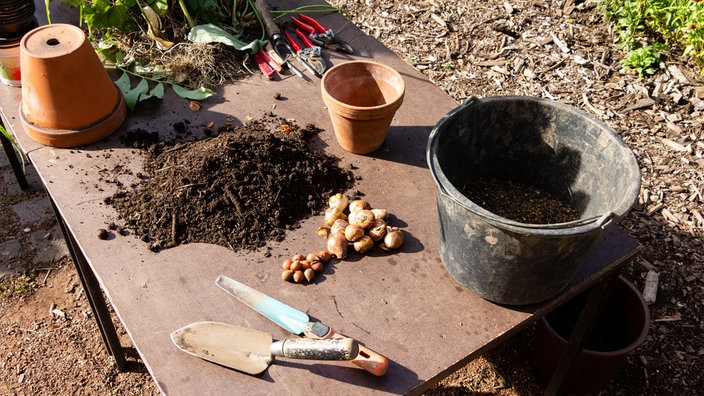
[48,0,338,108]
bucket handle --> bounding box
[462,96,480,106]
[435,183,615,230]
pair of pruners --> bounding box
[283,29,327,78]
[292,14,354,54]
[253,0,305,79]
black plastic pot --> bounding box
[532,276,650,393]
[0,0,36,39]
[426,96,640,305]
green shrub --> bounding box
[600,0,704,76]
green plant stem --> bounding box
[246,0,267,41]
[177,0,196,27]
[269,4,341,19]
[232,0,239,27]
[0,124,25,171]
[45,0,51,24]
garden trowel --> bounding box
[170,321,359,375]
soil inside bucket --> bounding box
[106,114,354,252]
[458,176,579,224]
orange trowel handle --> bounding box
[304,320,388,376]
[326,328,389,376]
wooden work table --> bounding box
[0,3,640,394]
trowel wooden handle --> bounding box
[254,0,281,36]
[270,337,359,360]
[328,329,389,376]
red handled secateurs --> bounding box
[292,14,354,54]
[283,29,327,78]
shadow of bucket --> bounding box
[532,275,650,393]
[426,96,640,305]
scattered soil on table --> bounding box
[459,177,580,224]
[108,114,353,252]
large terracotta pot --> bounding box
[321,60,405,154]
[532,275,650,393]
[19,24,126,147]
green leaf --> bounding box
[60,0,84,8]
[83,0,133,31]
[148,0,169,15]
[172,85,215,100]
[114,72,166,109]
[123,79,150,110]
[114,72,132,95]
[188,24,265,54]
[184,0,224,24]
[144,82,165,100]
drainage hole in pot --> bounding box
[46,38,60,46]
[458,176,579,224]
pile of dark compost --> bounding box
[108,114,353,252]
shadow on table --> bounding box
[267,358,420,392]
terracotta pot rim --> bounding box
[321,60,406,112]
[540,275,650,357]
[19,90,126,147]
[322,96,404,120]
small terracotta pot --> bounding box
[321,60,405,154]
[19,24,126,147]
[532,276,650,393]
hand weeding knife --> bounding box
[215,275,389,376]
[170,321,359,375]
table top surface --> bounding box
[0,4,640,395]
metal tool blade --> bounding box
[298,49,326,77]
[171,321,272,375]
[308,33,354,54]
[171,322,359,375]
[216,275,309,335]
[325,40,354,54]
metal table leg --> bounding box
[0,118,28,190]
[49,195,127,371]
[543,275,617,396]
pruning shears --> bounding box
[283,29,327,78]
[292,14,354,54]
[253,0,305,79]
